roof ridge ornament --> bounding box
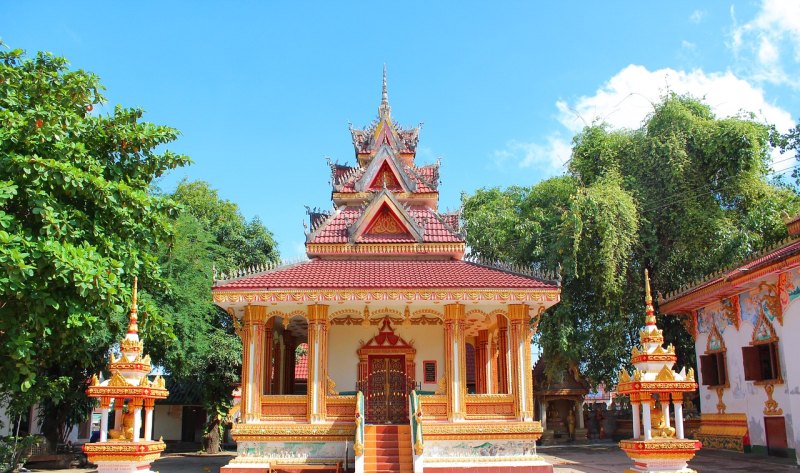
[127,276,139,335]
[379,64,391,119]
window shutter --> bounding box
[716,352,727,386]
[700,354,718,386]
[769,342,781,381]
[742,346,761,381]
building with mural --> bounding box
[211,70,561,473]
[660,215,800,462]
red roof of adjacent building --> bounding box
[213,260,558,291]
[660,237,800,312]
[294,349,308,379]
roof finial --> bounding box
[128,276,139,335]
[644,269,656,326]
[379,64,391,118]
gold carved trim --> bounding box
[214,288,560,305]
[763,383,783,416]
[716,387,726,414]
[306,242,465,256]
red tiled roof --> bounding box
[307,205,462,244]
[661,238,800,312]
[336,165,437,193]
[294,349,308,379]
[213,260,558,291]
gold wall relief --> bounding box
[715,387,726,414]
[720,297,740,330]
[757,281,783,326]
[763,383,783,416]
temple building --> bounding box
[212,70,561,473]
[660,215,800,463]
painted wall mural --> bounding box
[236,441,346,461]
[425,439,538,459]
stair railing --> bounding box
[354,391,365,473]
[409,390,424,473]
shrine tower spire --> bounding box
[379,64,391,119]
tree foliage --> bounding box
[149,180,279,452]
[462,94,800,385]
[0,43,188,431]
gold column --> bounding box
[307,304,329,423]
[497,316,510,395]
[263,322,274,395]
[508,304,534,421]
[242,305,266,422]
[476,330,489,394]
[444,303,467,421]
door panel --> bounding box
[366,355,408,424]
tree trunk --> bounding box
[202,417,222,454]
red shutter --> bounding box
[742,346,761,381]
[769,343,781,381]
[700,354,718,386]
[716,352,728,386]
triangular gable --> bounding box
[363,318,413,348]
[706,323,725,353]
[367,161,402,191]
[354,145,417,193]
[752,311,778,344]
[348,189,424,243]
[364,204,412,237]
[372,117,397,150]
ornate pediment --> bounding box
[706,323,725,353]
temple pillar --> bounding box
[131,400,143,442]
[660,395,671,428]
[113,399,123,431]
[673,393,685,439]
[490,332,499,394]
[444,303,467,421]
[508,304,534,421]
[642,397,652,441]
[540,400,548,429]
[99,398,110,442]
[283,334,295,395]
[476,330,488,394]
[631,401,641,439]
[144,399,154,441]
[576,400,585,429]
[496,316,510,394]
[307,304,329,423]
[275,337,285,394]
[241,305,266,422]
[263,323,274,395]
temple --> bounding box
[212,69,561,473]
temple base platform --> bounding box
[83,440,166,473]
[619,438,701,473]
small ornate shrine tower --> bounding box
[616,270,701,473]
[83,278,169,473]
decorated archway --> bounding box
[357,318,416,423]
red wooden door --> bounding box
[366,355,408,424]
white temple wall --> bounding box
[328,323,444,393]
[153,404,183,441]
[694,273,798,452]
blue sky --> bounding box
[3,1,800,257]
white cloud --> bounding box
[555,64,794,134]
[689,9,706,24]
[681,40,697,51]
[730,0,800,87]
[494,64,795,171]
[493,134,571,172]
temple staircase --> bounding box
[364,425,412,473]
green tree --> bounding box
[0,47,188,444]
[462,94,800,385]
[149,180,278,453]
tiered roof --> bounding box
[212,68,559,294]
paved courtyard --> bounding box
[27,444,800,473]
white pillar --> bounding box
[114,401,123,430]
[540,401,548,429]
[674,400,685,439]
[132,407,142,442]
[631,402,641,439]
[144,407,154,441]
[99,408,110,442]
[576,401,585,429]
[661,400,671,428]
[642,401,652,441]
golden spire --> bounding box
[644,269,656,326]
[379,64,391,119]
[128,276,139,335]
